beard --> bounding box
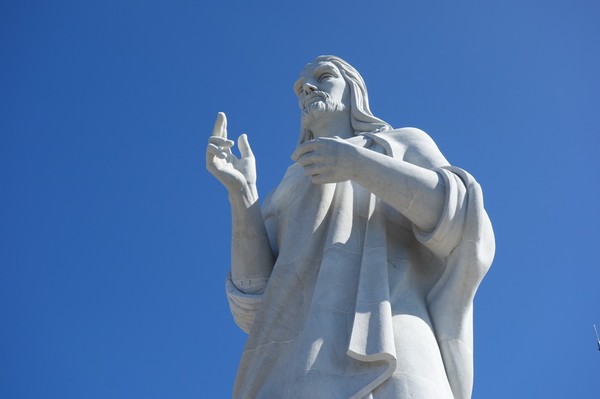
[300,91,347,131]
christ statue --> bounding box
[206,55,495,399]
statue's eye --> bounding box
[318,73,334,82]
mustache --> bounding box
[302,91,332,110]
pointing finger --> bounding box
[211,112,228,138]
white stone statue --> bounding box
[206,55,495,399]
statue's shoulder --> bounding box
[375,128,449,168]
[379,127,436,146]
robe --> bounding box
[225,129,495,399]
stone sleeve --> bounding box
[225,274,267,334]
[412,167,468,258]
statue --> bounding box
[206,55,495,399]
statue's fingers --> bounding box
[303,163,321,176]
[237,134,254,159]
[209,136,234,148]
[206,147,218,172]
[211,112,228,138]
[311,174,329,185]
[295,152,317,167]
[291,140,316,162]
[294,147,322,166]
[207,143,227,159]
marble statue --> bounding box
[206,55,495,399]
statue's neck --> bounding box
[309,113,354,140]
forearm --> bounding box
[351,146,446,232]
[228,185,275,283]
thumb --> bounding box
[238,134,254,159]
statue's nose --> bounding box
[302,82,317,94]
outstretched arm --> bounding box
[206,113,275,286]
[292,134,447,233]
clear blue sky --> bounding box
[1,1,599,398]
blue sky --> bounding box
[1,1,599,398]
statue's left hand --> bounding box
[292,137,359,184]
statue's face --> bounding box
[294,60,351,115]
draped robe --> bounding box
[225,129,495,399]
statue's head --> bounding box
[295,55,392,143]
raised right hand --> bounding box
[206,112,257,200]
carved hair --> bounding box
[299,55,392,143]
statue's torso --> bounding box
[234,145,453,398]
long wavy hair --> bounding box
[299,55,392,143]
